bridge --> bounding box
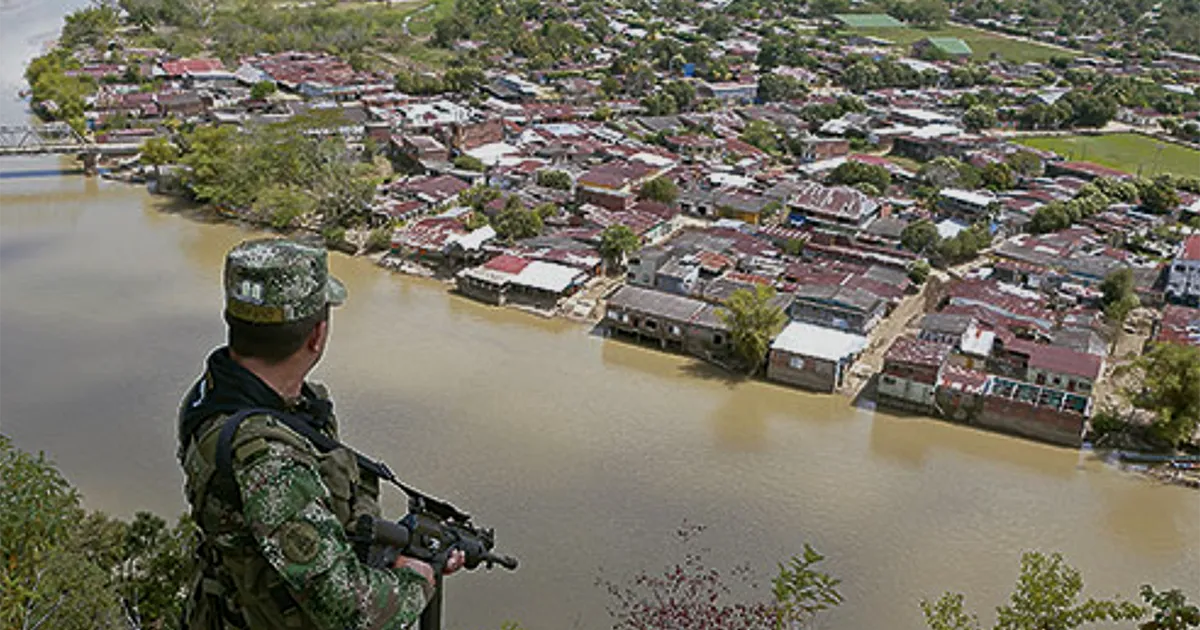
[0,124,143,174]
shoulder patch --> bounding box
[278,521,322,565]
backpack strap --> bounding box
[213,407,290,511]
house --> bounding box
[878,337,951,411]
[456,254,588,307]
[789,284,887,334]
[767,322,868,392]
[1153,304,1200,348]
[697,81,758,104]
[390,217,469,261]
[575,160,662,211]
[977,376,1089,446]
[1006,339,1103,395]
[677,187,779,224]
[604,285,731,359]
[787,181,880,233]
[913,37,973,59]
[1166,234,1200,306]
[937,188,998,220]
[391,134,450,164]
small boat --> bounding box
[1117,451,1200,465]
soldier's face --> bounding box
[306,319,330,372]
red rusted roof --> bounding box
[885,336,951,367]
[484,254,531,274]
[1181,234,1200,261]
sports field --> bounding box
[1016,133,1200,179]
[847,25,1072,63]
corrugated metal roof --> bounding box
[771,322,868,361]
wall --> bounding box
[877,374,938,408]
[767,350,838,393]
[1026,367,1094,395]
[976,396,1086,447]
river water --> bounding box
[1,3,1198,629]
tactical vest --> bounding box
[180,402,382,630]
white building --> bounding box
[1167,235,1200,305]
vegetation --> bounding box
[638,177,680,205]
[828,161,892,193]
[902,219,941,255]
[1016,135,1200,179]
[962,105,998,132]
[454,154,487,172]
[536,170,573,191]
[718,285,787,374]
[1,436,195,630]
[598,225,640,270]
[1121,343,1200,448]
[139,136,179,179]
[492,201,543,242]
[921,551,1144,630]
[1100,268,1139,327]
[598,523,842,630]
[177,112,376,235]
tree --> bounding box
[963,105,998,132]
[909,259,931,284]
[1123,343,1200,448]
[758,73,806,103]
[1100,268,1138,326]
[982,162,1016,191]
[536,170,573,190]
[663,81,696,111]
[598,225,640,270]
[1005,151,1044,178]
[843,61,882,93]
[638,177,679,204]
[740,120,780,154]
[1,437,197,630]
[599,523,841,630]
[1139,181,1180,214]
[1138,585,1200,630]
[252,184,316,229]
[901,219,940,254]
[493,206,543,241]
[139,136,179,180]
[828,161,892,192]
[921,551,1145,630]
[718,285,787,374]
[454,154,486,172]
[250,80,277,100]
[906,0,950,27]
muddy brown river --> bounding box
[1,3,1197,628]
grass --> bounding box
[404,0,456,38]
[1016,133,1200,179]
[846,24,1072,64]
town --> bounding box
[21,0,1200,465]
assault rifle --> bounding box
[212,407,517,630]
[352,463,518,630]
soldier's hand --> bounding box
[442,549,466,576]
[393,556,436,587]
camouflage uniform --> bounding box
[178,239,430,630]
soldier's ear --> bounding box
[308,319,329,355]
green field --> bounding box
[1016,133,1200,179]
[847,25,1073,63]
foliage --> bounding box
[1137,180,1180,214]
[1122,343,1200,448]
[740,120,780,154]
[1,436,196,630]
[963,105,998,132]
[460,185,502,211]
[250,80,277,100]
[598,522,841,630]
[536,170,573,191]
[454,154,486,172]
[1099,268,1138,326]
[1005,151,1045,178]
[179,116,374,230]
[252,184,317,230]
[598,225,640,268]
[61,4,121,49]
[718,285,787,374]
[366,226,393,253]
[493,206,543,242]
[920,157,981,190]
[981,162,1016,191]
[935,224,991,266]
[901,219,940,254]
[638,177,680,205]
[828,161,892,193]
[139,136,179,177]
[1139,585,1200,630]
[757,73,807,103]
[921,551,1145,630]
[909,260,931,285]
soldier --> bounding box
[177,238,463,629]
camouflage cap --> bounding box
[224,238,346,324]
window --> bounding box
[670,325,682,336]
[881,375,898,386]
[644,320,658,331]
[713,334,724,345]
[790,356,806,370]
[1036,373,1046,385]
